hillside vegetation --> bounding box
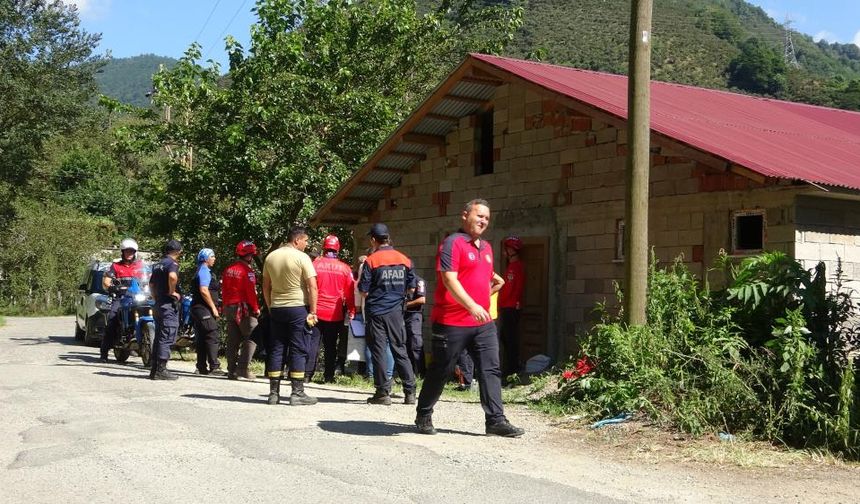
[96,54,177,107]
[500,0,860,109]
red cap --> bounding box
[323,235,340,253]
[502,236,523,251]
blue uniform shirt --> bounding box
[151,256,179,303]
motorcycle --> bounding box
[105,271,157,366]
[173,294,196,357]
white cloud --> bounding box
[814,31,837,43]
[854,30,860,48]
[61,0,110,20]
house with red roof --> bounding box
[312,53,860,363]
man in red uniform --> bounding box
[100,238,146,362]
[415,199,524,437]
[498,236,525,377]
[313,235,356,383]
[221,240,261,380]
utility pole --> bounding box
[783,17,800,69]
[623,0,653,326]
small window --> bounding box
[732,209,765,254]
[475,108,494,175]
[615,219,625,260]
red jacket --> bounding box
[498,260,525,309]
[220,260,260,312]
[313,255,355,322]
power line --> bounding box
[193,0,224,44]
[202,0,250,61]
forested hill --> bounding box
[96,54,177,107]
[460,0,860,110]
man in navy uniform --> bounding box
[149,239,183,380]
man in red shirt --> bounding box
[100,238,145,362]
[415,199,525,437]
[313,235,356,382]
[498,236,525,377]
[221,240,261,380]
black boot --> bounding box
[151,360,178,381]
[290,378,318,406]
[267,378,280,405]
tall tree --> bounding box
[134,0,523,254]
[0,0,103,190]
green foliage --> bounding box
[0,198,114,314]
[549,254,860,457]
[125,0,523,257]
[0,0,104,190]
[728,37,787,95]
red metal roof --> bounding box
[473,53,860,190]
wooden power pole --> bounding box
[624,0,653,326]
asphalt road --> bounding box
[1,317,858,504]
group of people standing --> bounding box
[99,198,525,437]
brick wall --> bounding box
[795,196,860,296]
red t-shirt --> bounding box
[498,260,525,309]
[220,260,260,312]
[431,231,494,327]
[313,256,356,322]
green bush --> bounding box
[0,198,114,315]
[551,253,860,457]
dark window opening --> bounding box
[475,108,494,175]
[732,211,765,253]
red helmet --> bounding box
[502,236,523,251]
[323,235,340,253]
[235,240,257,257]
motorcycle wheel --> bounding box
[140,323,155,367]
[114,347,130,363]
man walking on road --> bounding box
[262,226,319,406]
[359,223,417,406]
[415,199,524,437]
[149,239,184,381]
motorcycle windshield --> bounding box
[123,264,152,297]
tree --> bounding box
[0,0,104,190]
[132,0,523,254]
[728,37,787,95]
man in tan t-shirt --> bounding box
[262,226,319,406]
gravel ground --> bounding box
[1,316,858,504]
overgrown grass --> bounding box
[0,315,5,327]
[546,253,860,458]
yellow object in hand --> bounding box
[306,313,318,327]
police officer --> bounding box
[404,273,426,376]
[313,235,356,383]
[149,239,183,381]
[415,199,524,437]
[221,240,261,380]
[191,248,223,375]
[262,226,319,406]
[100,238,145,363]
[359,223,417,405]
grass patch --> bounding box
[0,315,5,328]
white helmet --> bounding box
[120,238,139,252]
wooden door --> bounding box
[502,236,549,362]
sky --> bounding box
[66,0,860,69]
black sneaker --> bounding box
[415,415,436,435]
[404,392,417,405]
[486,419,524,438]
[267,392,280,405]
[366,392,392,405]
[209,368,227,377]
[151,368,179,381]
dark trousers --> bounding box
[457,349,474,386]
[191,304,220,373]
[100,301,121,358]
[417,322,506,424]
[267,306,312,380]
[404,311,425,376]
[499,308,521,376]
[153,300,179,361]
[366,309,415,395]
[319,319,347,381]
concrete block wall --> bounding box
[351,79,816,359]
[795,196,860,295]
